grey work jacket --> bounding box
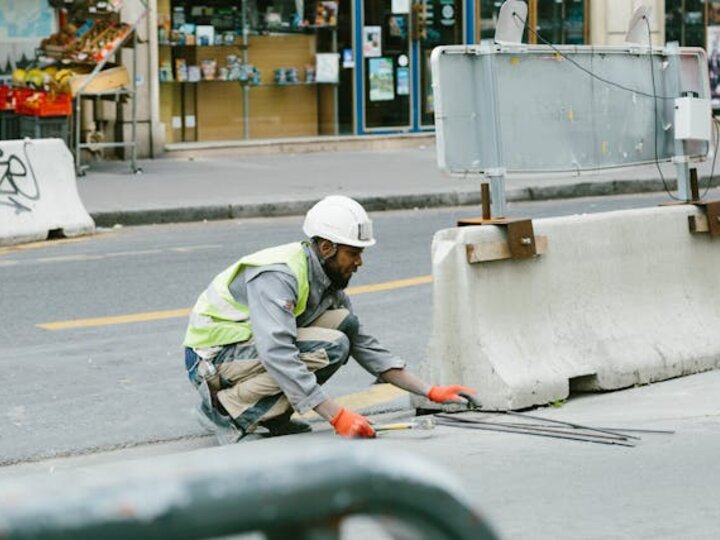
[223,244,405,413]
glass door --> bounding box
[362,0,411,129]
[478,0,503,41]
[535,0,586,45]
[417,0,464,127]
[666,0,706,47]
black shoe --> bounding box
[260,415,312,437]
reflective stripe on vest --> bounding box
[183,242,310,349]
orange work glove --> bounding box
[427,385,477,403]
[330,408,376,439]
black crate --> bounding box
[0,110,19,140]
[17,115,70,146]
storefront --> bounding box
[8,1,720,154]
[666,0,720,109]
[158,0,475,143]
[478,0,589,44]
[358,0,467,132]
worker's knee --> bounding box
[326,332,351,367]
[336,312,359,342]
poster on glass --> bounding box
[708,25,720,109]
[363,26,382,57]
[369,57,394,101]
[396,66,409,95]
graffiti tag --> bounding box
[0,142,40,214]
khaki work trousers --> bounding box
[204,309,354,432]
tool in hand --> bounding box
[374,417,435,432]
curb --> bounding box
[163,132,436,159]
[90,176,720,227]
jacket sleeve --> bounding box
[246,270,328,413]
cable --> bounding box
[645,16,683,200]
[512,13,675,100]
[512,10,717,202]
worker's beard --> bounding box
[322,256,351,290]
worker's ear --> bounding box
[317,238,336,258]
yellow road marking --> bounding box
[0,236,97,256]
[297,384,408,421]
[346,275,432,295]
[38,308,193,330]
[37,254,104,263]
[37,274,433,331]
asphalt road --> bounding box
[0,191,705,464]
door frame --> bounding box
[354,0,473,134]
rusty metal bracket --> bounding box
[460,218,547,263]
[459,182,544,262]
[657,169,720,238]
[689,201,720,237]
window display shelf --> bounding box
[161,80,337,86]
[160,0,339,141]
[72,0,148,175]
[159,43,249,49]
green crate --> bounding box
[0,110,19,140]
[17,115,70,145]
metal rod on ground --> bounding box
[463,420,675,435]
[501,410,641,441]
[433,418,637,447]
[434,414,630,442]
[457,393,640,441]
[591,427,675,434]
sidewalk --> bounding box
[2,370,719,539]
[77,137,720,227]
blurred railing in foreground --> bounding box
[0,441,497,540]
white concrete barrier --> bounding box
[416,205,720,410]
[0,138,94,246]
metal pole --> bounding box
[74,96,82,175]
[488,171,506,217]
[333,27,339,135]
[481,49,507,217]
[666,42,693,200]
[242,0,250,140]
[131,28,138,173]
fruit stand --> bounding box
[0,0,147,174]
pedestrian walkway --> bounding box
[77,138,720,227]
[2,369,719,539]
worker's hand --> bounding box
[427,385,477,403]
[330,407,376,439]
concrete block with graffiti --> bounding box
[0,139,94,246]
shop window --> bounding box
[536,0,585,45]
[665,0,706,47]
[708,2,720,108]
[478,0,503,41]
[159,0,343,142]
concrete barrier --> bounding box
[416,205,720,410]
[0,138,94,246]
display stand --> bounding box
[160,0,339,142]
[72,1,148,175]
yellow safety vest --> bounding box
[183,242,310,348]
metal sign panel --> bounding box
[432,43,710,175]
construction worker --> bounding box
[183,195,476,444]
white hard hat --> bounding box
[303,195,376,247]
